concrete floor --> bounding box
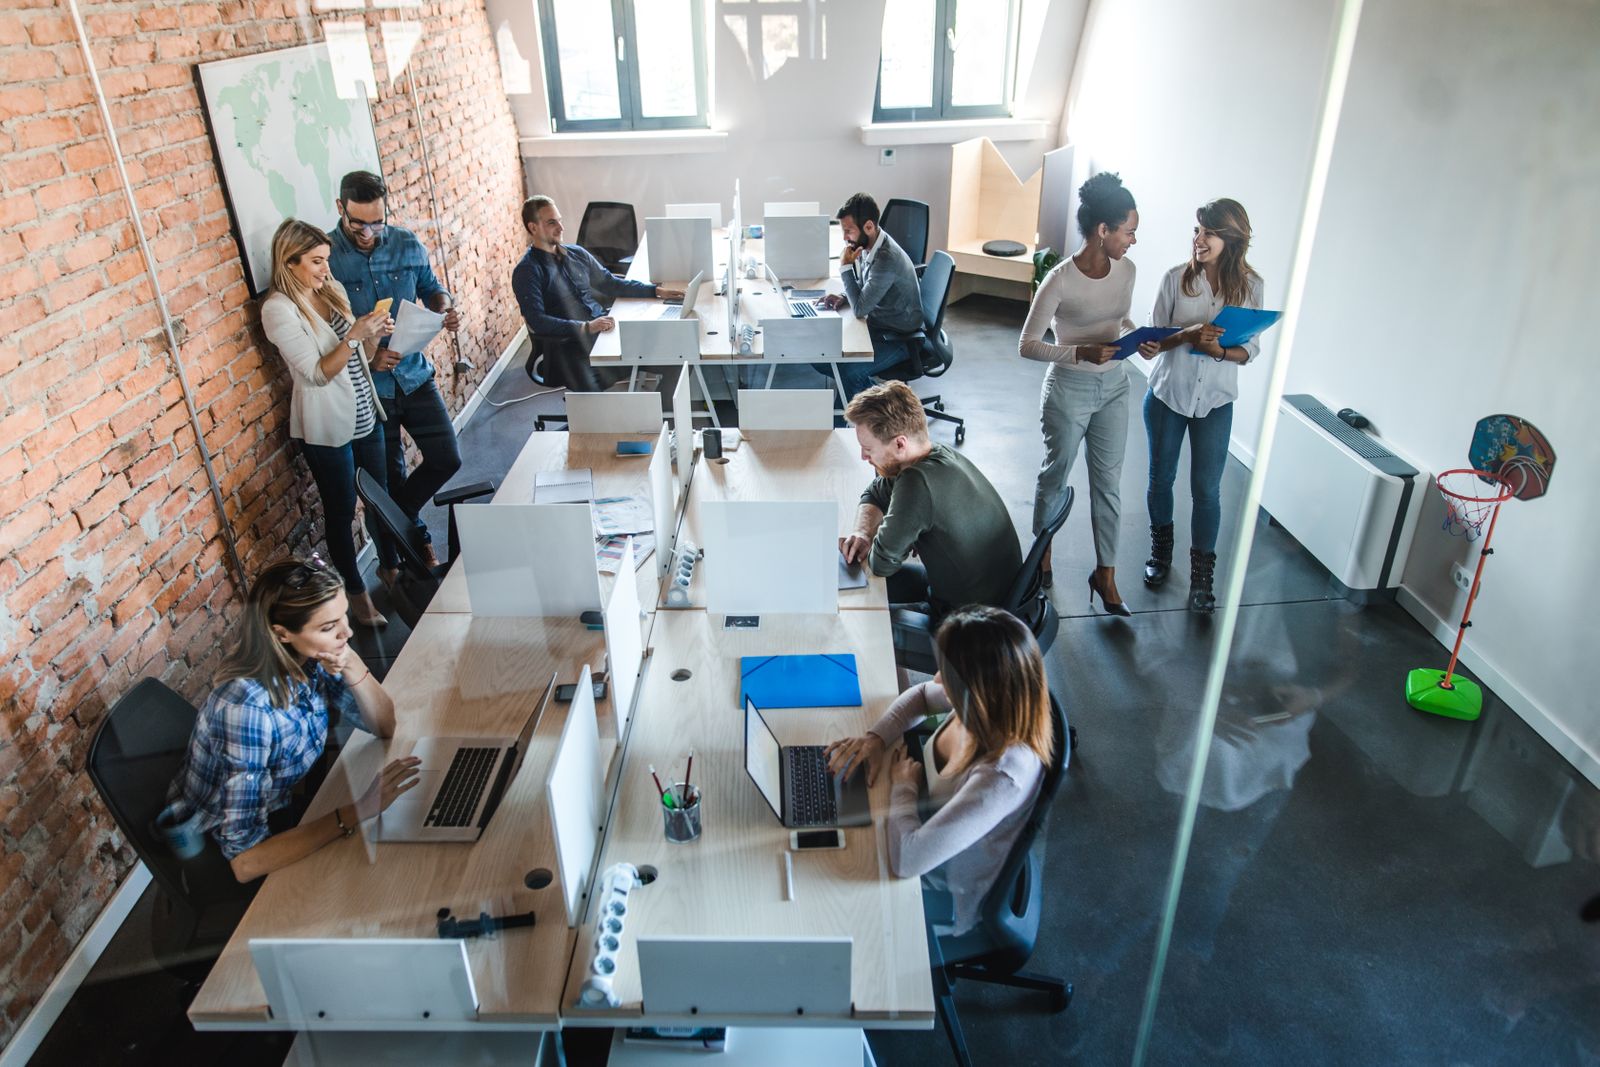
[30,296,1600,1066]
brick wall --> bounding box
[0,0,527,1044]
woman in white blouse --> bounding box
[1019,173,1152,616]
[260,220,396,627]
[1139,199,1265,613]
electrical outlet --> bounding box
[879,148,896,166]
[1450,562,1474,594]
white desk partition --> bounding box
[603,539,643,743]
[250,938,478,1027]
[762,214,829,280]
[637,937,852,1017]
[665,201,723,229]
[737,388,834,431]
[647,424,676,580]
[455,503,602,617]
[701,500,837,615]
[547,665,604,928]
[763,201,821,218]
[565,391,665,433]
[671,366,693,498]
[618,318,698,364]
[759,316,843,361]
[644,216,713,284]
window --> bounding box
[538,0,709,131]
[874,0,1019,122]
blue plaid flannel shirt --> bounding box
[166,663,359,860]
[328,223,450,398]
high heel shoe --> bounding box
[1087,571,1132,617]
[1041,565,1053,590]
[349,589,388,628]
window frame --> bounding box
[538,0,710,133]
[873,0,1020,124]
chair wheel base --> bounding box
[1051,983,1074,1013]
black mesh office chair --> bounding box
[891,488,1071,673]
[355,469,495,625]
[876,250,965,443]
[577,201,638,275]
[881,197,930,269]
[86,679,258,983]
[924,693,1073,1067]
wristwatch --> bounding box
[347,337,361,352]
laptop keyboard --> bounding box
[785,745,838,826]
[659,305,683,319]
[426,746,498,827]
[788,301,817,318]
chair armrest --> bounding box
[433,481,495,508]
[922,885,956,929]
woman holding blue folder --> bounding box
[1139,198,1266,613]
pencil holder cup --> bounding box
[662,785,702,844]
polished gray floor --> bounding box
[32,297,1599,1066]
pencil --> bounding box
[681,749,694,807]
[649,764,675,808]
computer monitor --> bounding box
[644,216,713,284]
[763,215,829,281]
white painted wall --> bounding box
[486,0,1088,253]
[1069,0,1600,781]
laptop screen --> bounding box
[743,697,784,822]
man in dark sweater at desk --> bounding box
[841,382,1021,616]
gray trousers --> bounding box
[1032,361,1130,567]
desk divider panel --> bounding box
[737,389,834,431]
[644,216,713,284]
[672,368,693,498]
[759,316,843,361]
[250,938,478,1028]
[455,503,602,617]
[566,391,665,433]
[700,500,838,616]
[647,425,677,581]
[618,318,699,363]
[548,665,605,928]
[604,539,644,743]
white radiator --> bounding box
[1260,395,1428,591]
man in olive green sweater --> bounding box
[840,382,1021,618]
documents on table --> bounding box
[386,298,446,355]
[1210,305,1283,349]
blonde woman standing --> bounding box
[261,219,396,627]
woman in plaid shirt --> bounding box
[166,558,421,882]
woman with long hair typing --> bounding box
[826,606,1056,936]
[166,558,420,882]
[261,219,397,627]
[1139,199,1266,613]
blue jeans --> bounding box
[1144,392,1233,554]
[378,379,462,549]
[300,426,391,590]
[815,326,918,402]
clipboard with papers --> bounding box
[739,654,862,709]
[1210,306,1283,349]
[1111,326,1182,360]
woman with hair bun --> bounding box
[1019,172,1151,617]
[1139,199,1265,614]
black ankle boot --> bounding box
[1144,524,1175,587]
[1189,548,1217,614]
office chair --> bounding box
[875,250,966,443]
[86,679,258,984]
[354,469,495,624]
[881,197,930,268]
[890,488,1071,673]
[924,693,1073,1067]
[577,201,638,275]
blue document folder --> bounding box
[1112,326,1181,360]
[740,654,862,709]
[1210,306,1283,349]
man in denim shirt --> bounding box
[329,170,462,582]
[511,195,680,391]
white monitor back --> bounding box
[250,938,477,1028]
[638,937,852,1016]
[647,424,676,580]
[665,202,723,229]
[565,391,664,432]
[644,216,713,284]
[671,367,693,498]
[737,389,834,431]
[547,665,604,927]
[701,500,837,615]
[762,215,829,280]
[602,540,643,742]
[618,319,698,363]
[455,503,601,616]
[763,201,821,218]
[759,316,842,361]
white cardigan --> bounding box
[260,281,384,447]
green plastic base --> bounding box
[1405,668,1483,720]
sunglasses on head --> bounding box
[284,553,331,588]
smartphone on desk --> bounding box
[790,828,845,851]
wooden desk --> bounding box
[560,610,934,1027]
[679,430,887,610]
[189,613,614,1031]
[429,430,673,615]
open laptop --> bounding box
[376,672,559,842]
[658,270,705,319]
[743,696,870,828]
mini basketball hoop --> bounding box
[1437,468,1515,542]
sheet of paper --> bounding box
[597,533,655,573]
[387,298,445,355]
[592,494,654,538]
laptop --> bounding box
[743,696,870,828]
[658,270,705,319]
[376,672,559,842]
